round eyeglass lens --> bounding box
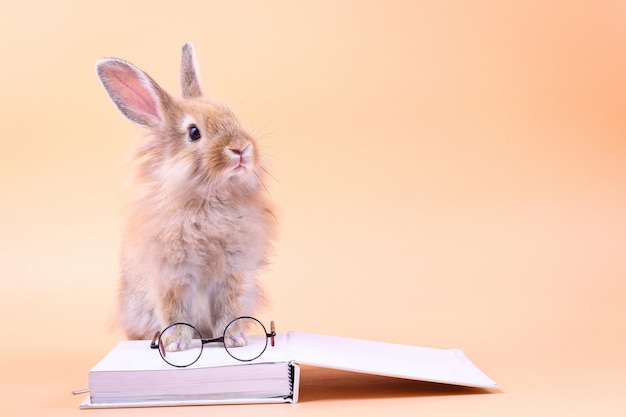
[158,323,203,367]
[223,317,268,362]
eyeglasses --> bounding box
[150,316,276,368]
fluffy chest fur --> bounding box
[125,192,274,283]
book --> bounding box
[79,331,499,408]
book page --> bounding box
[283,332,498,389]
[90,332,497,389]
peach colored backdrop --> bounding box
[1,1,625,416]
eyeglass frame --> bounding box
[150,316,276,367]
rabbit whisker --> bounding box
[259,166,279,184]
[253,168,271,196]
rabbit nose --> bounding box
[228,144,251,157]
[227,144,251,167]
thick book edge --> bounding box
[81,362,299,409]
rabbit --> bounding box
[95,43,276,351]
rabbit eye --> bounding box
[187,125,202,141]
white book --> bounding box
[80,331,498,409]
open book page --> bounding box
[90,331,497,389]
[283,332,499,389]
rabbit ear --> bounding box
[96,58,170,127]
[180,42,203,99]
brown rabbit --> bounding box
[96,43,276,351]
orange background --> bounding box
[1,1,625,415]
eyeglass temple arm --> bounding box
[269,321,276,346]
[150,331,160,349]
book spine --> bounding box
[288,362,295,396]
[288,362,301,403]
